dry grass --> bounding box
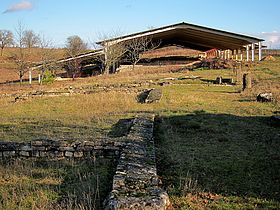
[0,158,115,210]
[0,56,279,209]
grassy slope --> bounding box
[0,57,279,209]
[0,47,65,83]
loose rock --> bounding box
[257,93,274,102]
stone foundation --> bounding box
[0,138,124,159]
[0,115,170,209]
[104,115,170,209]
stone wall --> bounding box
[0,138,124,159]
[0,115,170,209]
[104,115,170,210]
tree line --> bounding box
[1,23,160,84]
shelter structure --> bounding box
[97,22,264,62]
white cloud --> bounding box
[260,31,280,49]
[3,1,33,13]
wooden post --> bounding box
[251,43,255,62]
[259,41,262,61]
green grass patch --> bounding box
[154,112,280,209]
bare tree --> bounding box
[124,36,160,70]
[95,32,126,74]
[102,42,126,74]
[10,22,30,84]
[22,30,39,49]
[37,35,57,84]
[65,35,87,79]
[0,30,13,56]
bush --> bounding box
[42,70,55,84]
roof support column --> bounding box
[235,50,238,60]
[251,43,255,62]
[246,45,250,61]
[227,50,230,60]
[258,41,262,61]
[240,50,243,61]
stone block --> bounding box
[83,146,94,151]
[104,146,119,151]
[19,151,30,157]
[257,93,273,102]
[48,151,64,158]
[58,146,75,152]
[65,151,74,157]
[94,146,104,150]
[32,151,40,157]
[3,151,16,157]
[32,146,46,151]
[39,151,47,157]
[53,141,68,147]
[114,141,125,147]
[145,89,162,103]
[84,141,95,146]
[74,151,83,158]
[31,140,43,146]
[20,145,32,151]
[41,139,54,146]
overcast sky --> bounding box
[1,0,280,48]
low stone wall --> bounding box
[104,115,170,210]
[0,115,170,209]
[0,138,124,159]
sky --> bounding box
[1,0,280,48]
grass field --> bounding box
[0,157,115,209]
[0,55,279,209]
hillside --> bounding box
[0,51,279,209]
[0,47,66,83]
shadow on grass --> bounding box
[154,112,280,206]
[0,157,116,210]
[108,118,133,138]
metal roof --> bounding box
[97,22,264,51]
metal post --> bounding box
[258,41,262,61]
[251,43,255,62]
[38,74,41,84]
[240,50,243,61]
